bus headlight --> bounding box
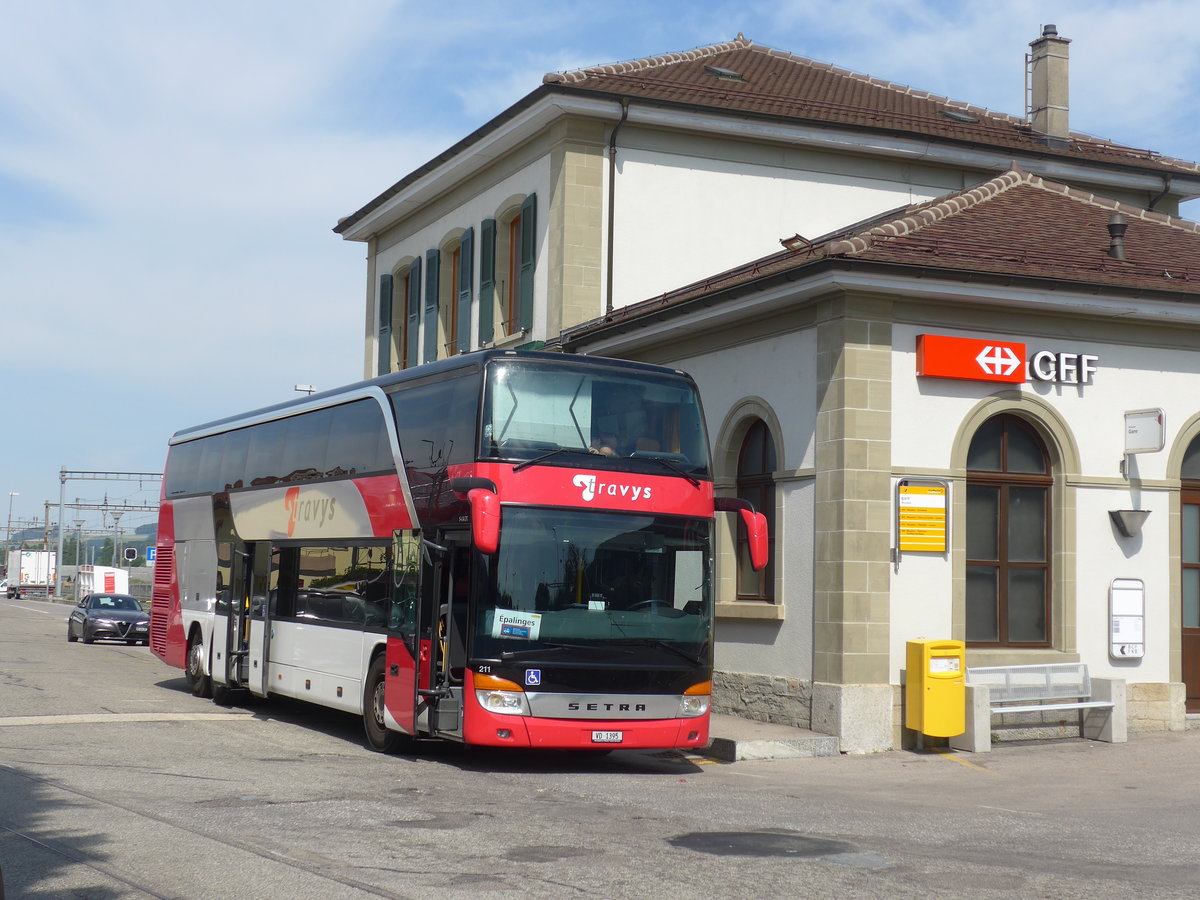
[679,680,712,718]
[476,690,530,715]
[679,694,710,717]
[473,672,530,716]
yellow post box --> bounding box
[905,639,966,737]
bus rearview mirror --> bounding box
[715,497,769,571]
[468,489,501,555]
[741,508,769,572]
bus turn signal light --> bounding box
[473,673,524,692]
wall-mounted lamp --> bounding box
[1109,509,1150,538]
[780,233,812,252]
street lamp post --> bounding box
[72,518,85,602]
[5,491,18,573]
[110,511,124,567]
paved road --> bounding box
[2,596,1199,898]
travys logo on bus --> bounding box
[283,486,337,537]
[572,474,653,503]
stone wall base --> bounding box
[1126,681,1186,733]
[712,670,812,728]
[812,682,893,753]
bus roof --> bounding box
[169,350,694,444]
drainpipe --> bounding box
[1148,175,1172,211]
[606,100,630,315]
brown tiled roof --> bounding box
[544,36,1200,178]
[569,170,1200,336]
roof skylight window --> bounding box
[940,109,980,124]
[704,65,744,82]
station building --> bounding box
[336,29,1200,750]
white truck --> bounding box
[5,550,57,598]
[76,565,130,597]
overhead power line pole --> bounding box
[56,468,162,597]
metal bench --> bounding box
[949,662,1126,753]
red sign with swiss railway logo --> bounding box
[916,334,1027,383]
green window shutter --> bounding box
[457,227,474,355]
[405,256,421,369]
[518,193,536,331]
[377,273,393,376]
[424,249,440,363]
[478,218,496,345]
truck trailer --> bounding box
[5,550,57,598]
[76,565,130,598]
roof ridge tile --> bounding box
[1027,177,1200,234]
[544,36,753,85]
[832,169,1029,256]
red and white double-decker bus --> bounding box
[151,350,766,752]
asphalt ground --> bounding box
[3,595,1200,898]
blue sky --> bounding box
[2,0,1199,536]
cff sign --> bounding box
[917,334,1098,385]
[917,335,1026,383]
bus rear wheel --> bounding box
[186,631,213,698]
[364,654,408,754]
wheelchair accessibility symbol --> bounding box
[525,669,541,686]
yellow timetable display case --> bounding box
[905,639,965,737]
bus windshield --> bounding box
[480,359,710,474]
[473,507,712,663]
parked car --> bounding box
[67,593,150,645]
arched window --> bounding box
[966,415,1052,645]
[736,419,776,602]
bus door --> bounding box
[218,541,252,689]
[385,530,422,736]
[212,542,232,686]
[245,544,275,698]
[426,530,471,738]
[222,541,271,693]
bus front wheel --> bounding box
[363,654,408,754]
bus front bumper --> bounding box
[463,707,710,750]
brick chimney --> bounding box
[1029,24,1070,144]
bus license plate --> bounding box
[592,730,623,744]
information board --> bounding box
[896,480,948,553]
[1110,578,1145,659]
[1124,409,1164,454]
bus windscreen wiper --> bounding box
[512,448,597,473]
[629,453,701,487]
